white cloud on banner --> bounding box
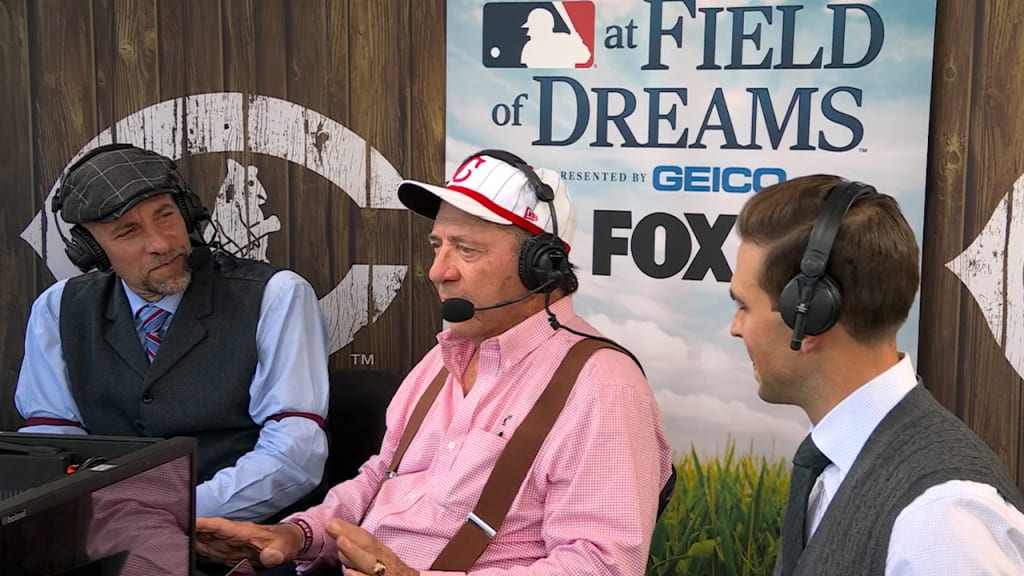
[656,389,807,458]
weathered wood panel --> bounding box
[20,0,99,430]
[113,0,159,130]
[920,0,1024,492]
[92,0,114,134]
[347,0,414,375]
[920,0,976,417]
[252,0,290,266]
[0,0,36,431]
[956,0,1024,486]
[156,0,183,101]
[180,0,224,210]
[0,0,444,431]
[284,0,331,302]
[408,0,445,358]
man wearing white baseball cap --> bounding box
[196,149,673,576]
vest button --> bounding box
[142,394,154,404]
[134,420,146,433]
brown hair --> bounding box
[737,174,919,344]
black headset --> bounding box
[51,143,210,273]
[778,179,875,350]
[459,149,644,371]
[458,149,574,293]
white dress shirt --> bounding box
[807,354,1024,575]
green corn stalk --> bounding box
[647,439,790,576]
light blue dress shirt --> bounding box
[15,271,331,522]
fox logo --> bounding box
[482,1,595,69]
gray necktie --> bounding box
[780,434,831,575]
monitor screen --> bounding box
[0,433,196,576]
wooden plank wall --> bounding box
[0,0,36,433]
[3,0,1024,496]
[920,0,1024,492]
[0,0,444,431]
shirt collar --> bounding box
[437,296,577,377]
[121,279,184,318]
[810,353,918,477]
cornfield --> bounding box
[647,441,790,576]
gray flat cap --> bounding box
[59,145,185,224]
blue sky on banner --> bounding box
[445,0,937,458]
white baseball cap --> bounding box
[397,151,576,249]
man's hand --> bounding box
[326,519,419,576]
[196,516,304,569]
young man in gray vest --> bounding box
[729,174,1024,575]
[193,150,673,575]
[15,144,331,523]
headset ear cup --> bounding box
[67,225,110,273]
[778,275,803,330]
[518,233,568,292]
[175,189,209,233]
[803,274,842,335]
[778,274,842,335]
[518,235,542,290]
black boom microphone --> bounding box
[186,244,212,270]
[440,299,476,323]
[440,280,555,323]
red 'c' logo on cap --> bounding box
[451,156,485,183]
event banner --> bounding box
[445,0,937,462]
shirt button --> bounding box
[133,420,146,433]
[448,441,455,450]
[142,394,154,404]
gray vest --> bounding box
[60,251,281,482]
[786,385,1024,576]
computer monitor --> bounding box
[0,433,196,576]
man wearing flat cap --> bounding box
[15,143,331,523]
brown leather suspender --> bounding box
[385,367,449,479]
[382,339,616,571]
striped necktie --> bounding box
[135,304,171,363]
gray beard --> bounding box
[143,267,192,296]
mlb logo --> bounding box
[482,2,596,69]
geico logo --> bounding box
[20,93,408,355]
[652,165,787,193]
[593,210,735,282]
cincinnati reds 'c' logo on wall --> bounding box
[946,173,1024,380]
[20,92,407,355]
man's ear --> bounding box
[798,318,851,352]
[799,333,824,353]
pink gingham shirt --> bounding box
[87,455,192,575]
[288,297,673,575]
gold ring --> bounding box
[373,560,387,576]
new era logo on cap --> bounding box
[482,2,595,69]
